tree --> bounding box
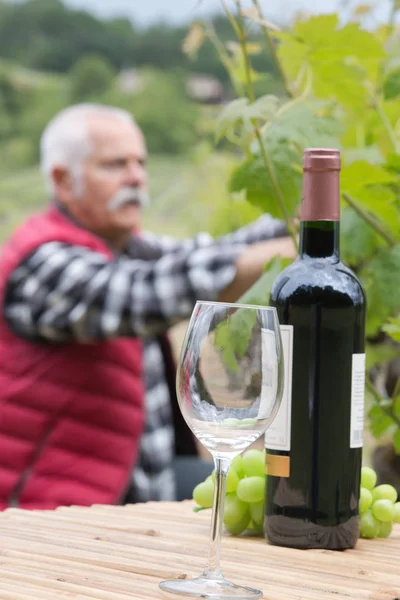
[69,55,116,103]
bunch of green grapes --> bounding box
[193,449,265,535]
[192,452,400,539]
[359,466,400,539]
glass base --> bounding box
[159,572,263,599]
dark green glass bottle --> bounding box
[265,149,366,550]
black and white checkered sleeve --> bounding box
[141,215,287,255]
[3,240,244,343]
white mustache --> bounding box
[107,187,150,213]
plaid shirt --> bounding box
[3,213,286,503]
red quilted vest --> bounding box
[0,206,144,509]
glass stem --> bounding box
[203,455,231,579]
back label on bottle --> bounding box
[264,325,293,451]
[350,353,366,448]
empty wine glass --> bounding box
[160,301,284,599]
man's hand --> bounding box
[217,236,297,303]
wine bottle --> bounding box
[264,148,366,550]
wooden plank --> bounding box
[0,502,399,600]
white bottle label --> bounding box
[350,353,366,448]
[257,329,278,420]
[264,325,293,451]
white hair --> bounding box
[40,103,135,196]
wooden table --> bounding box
[0,501,398,600]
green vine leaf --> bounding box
[383,65,400,100]
[343,147,384,165]
[229,101,342,218]
[341,208,384,267]
[264,101,342,151]
[216,98,249,142]
[369,412,395,438]
[393,428,400,454]
[341,161,397,191]
[386,153,400,174]
[360,244,400,336]
[382,318,400,342]
[215,94,279,145]
[394,397,400,421]
[238,256,289,306]
[277,14,385,109]
[213,257,285,373]
[365,342,400,369]
[229,144,301,218]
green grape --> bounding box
[223,494,248,526]
[210,467,239,493]
[224,509,250,535]
[226,468,240,493]
[249,501,264,527]
[238,418,257,428]
[231,454,245,478]
[372,499,395,522]
[361,466,377,491]
[377,520,393,538]
[371,484,398,504]
[247,519,263,535]
[242,449,265,478]
[393,502,400,524]
[359,487,373,514]
[222,418,240,427]
[193,479,214,508]
[237,476,265,504]
[360,511,380,539]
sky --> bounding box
[62,0,392,26]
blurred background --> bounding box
[0,0,395,245]
[0,0,399,471]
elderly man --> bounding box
[0,104,294,510]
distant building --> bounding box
[118,69,225,105]
[118,69,145,95]
[186,73,225,105]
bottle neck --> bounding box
[300,164,340,259]
[300,221,340,259]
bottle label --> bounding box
[257,328,278,420]
[350,353,366,448]
[264,325,293,451]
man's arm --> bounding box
[140,214,288,257]
[3,236,295,344]
[217,236,295,303]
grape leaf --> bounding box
[383,66,400,100]
[230,101,341,217]
[277,14,384,110]
[353,188,399,236]
[365,342,400,369]
[216,95,279,144]
[394,397,400,421]
[229,145,301,218]
[369,413,395,438]
[238,256,287,306]
[369,404,385,420]
[216,98,249,142]
[382,318,400,342]
[341,161,397,192]
[360,244,400,336]
[264,101,342,151]
[393,428,400,454]
[340,208,384,267]
[386,153,400,174]
[343,146,384,165]
[214,258,285,372]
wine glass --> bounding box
[160,301,284,599]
